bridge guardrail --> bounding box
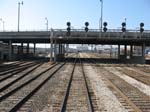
[0,29,150,39]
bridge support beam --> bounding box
[8,40,12,61]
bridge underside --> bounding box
[0,31,150,64]
[1,37,150,46]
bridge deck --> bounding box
[0,30,150,45]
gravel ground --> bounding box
[124,67,150,77]
[65,64,89,112]
[0,64,40,89]
[84,64,128,112]
[20,63,73,112]
[105,67,150,96]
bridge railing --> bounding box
[0,29,150,39]
[1,28,150,32]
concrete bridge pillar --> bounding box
[26,43,29,54]
[54,40,57,62]
[124,45,127,58]
[118,45,120,59]
[12,46,14,54]
[8,40,12,60]
[50,39,53,61]
[62,44,65,54]
[142,43,145,57]
[142,43,146,64]
[17,46,19,55]
[61,44,63,54]
[59,44,61,54]
[21,43,23,55]
[130,45,133,58]
[33,43,36,56]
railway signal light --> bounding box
[103,22,107,32]
[85,22,89,32]
[122,22,126,32]
[67,22,71,27]
[66,22,71,36]
[140,22,144,33]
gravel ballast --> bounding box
[105,67,150,96]
[84,65,128,112]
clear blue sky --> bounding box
[0,0,150,31]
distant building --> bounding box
[76,45,89,51]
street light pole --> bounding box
[2,21,5,31]
[0,18,2,31]
[99,0,103,32]
[0,18,5,31]
[124,17,127,29]
[18,1,23,32]
[45,17,48,31]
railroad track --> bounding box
[0,62,65,112]
[102,67,150,112]
[0,63,42,92]
[0,62,40,83]
[115,67,150,85]
[0,61,37,75]
[60,55,94,112]
[82,54,150,112]
[0,61,25,72]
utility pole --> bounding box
[45,17,48,31]
[18,1,23,32]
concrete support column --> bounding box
[0,51,3,60]
[54,40,57,62]
[142,43,145,57]
[50,38,53,61]
[66,44,69,55]
[17,46,19,55]
[62,44,64,54]
[130,45,133,58]
[59,44,61,54]
[26,43,29,54]
[58,44,60,54]
[118,45,120,59]
[33,43,36,56]
[60,44,62,54]
[21,43,23,55]
[12,46,14,54]
[9,40,12,60]
[124,45,127,58]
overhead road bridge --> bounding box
[0,29,150,45]
[0,29,150,63]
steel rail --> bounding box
[0,63,59,102]
[0,63,39,82]
[88,58,142,112]
[0,63,42,93]
[60,57,77,112]
[104,78,142,112]
[9,62,65,112]
[0,62,37,76]
[79,57,94,112]
[0,61,25,72]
